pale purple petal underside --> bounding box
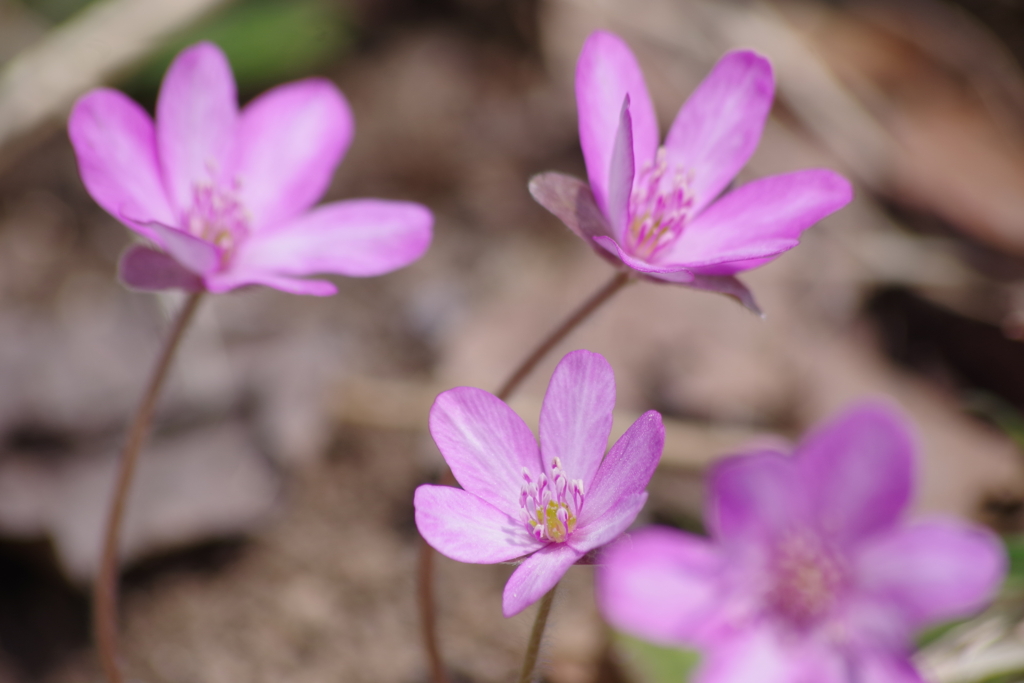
[118,244,203,291]
[607,96,635,237]
[429,387,542,518]
[528,173,615,242]
[142,222,221,275]
[236,77,354,230]
[665,50,774,215]
[414,485,542,563]
[576,31,658,216]
[68,89,176,231]
[539,350,616,489]
[597,527,723,647]
[156,42,238,214]
[502,542,582,617]
[204,269,337,296]
[233,199,433,278]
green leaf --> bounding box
[613,632,700,683]
[119,0,352,101]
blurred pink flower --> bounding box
[531,31,852,313]
[69,42,432,296]
[598,403,1006,683]
[415,350,664,617]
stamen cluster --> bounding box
[626,147,694,259]
[764,531,847,629]
[519,457,585,543]
[185,182,250,259]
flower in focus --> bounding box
[415,349,664,617]
[531,31,853,314]
[69,42,432,296]
[597,403,1006,683]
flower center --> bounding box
[183,182,250,264]
[764,531,847,629]
[519,458,584,543]
[626,147,694,260]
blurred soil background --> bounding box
[2,0,1024,681]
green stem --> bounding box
[93,292,203,683]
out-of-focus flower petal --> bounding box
[598,527,723,647]
[695,630,846,683]
[576,31,658,217]
[855,519,1005,629]
[233,199,432,278]
[118,245,204,291]
[414,485,543,563]
[144,222,222,275]
[528,172,615,242]
[707,449,802,546]
[502,542,582,617]
[68,89,176,231]
[539,350,615,490]
[581,411,663,525]
[204,269,336,296]
[664,51,774,215]
[797,402,913,544]
[658,170,853,269]
[156,42,238,214]
[236,78,353,230]
[430,387,542,517]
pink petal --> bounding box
[118,245,204,291]
[797,402,913,544]
[204,269,337,296]
[570,492,647,554]
[502,542,582,617]
[707,449,802,546]
[68,88,176,231]
[695,630,846,683]
[231,199,432,278]
[575,31,658,217]
[539,350,616,490]
[236,78,353,230]
[607,96,635,237]
[156,42,239,215]
[645,272,762,316]
[659,169,853,269]
[528,172,615,243]
[855,519,1005,629]
[143,222,221,275]
[664,50,774,215]
[597,527,724,647]
[414,485,543,563]
[429,387,542,518]
[853,656,926,683]
[578,411,663,528]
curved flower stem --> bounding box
[419,269,633,683]
[517,585,557,683]
[94,292,204,683]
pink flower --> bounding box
[415,350,664,617]
[68,42,432,296]
[531,31,853,313]
[597,403,1006,683]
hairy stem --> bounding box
[517,586,557,683]
[419,270,633,682]
[94,292,203,683]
